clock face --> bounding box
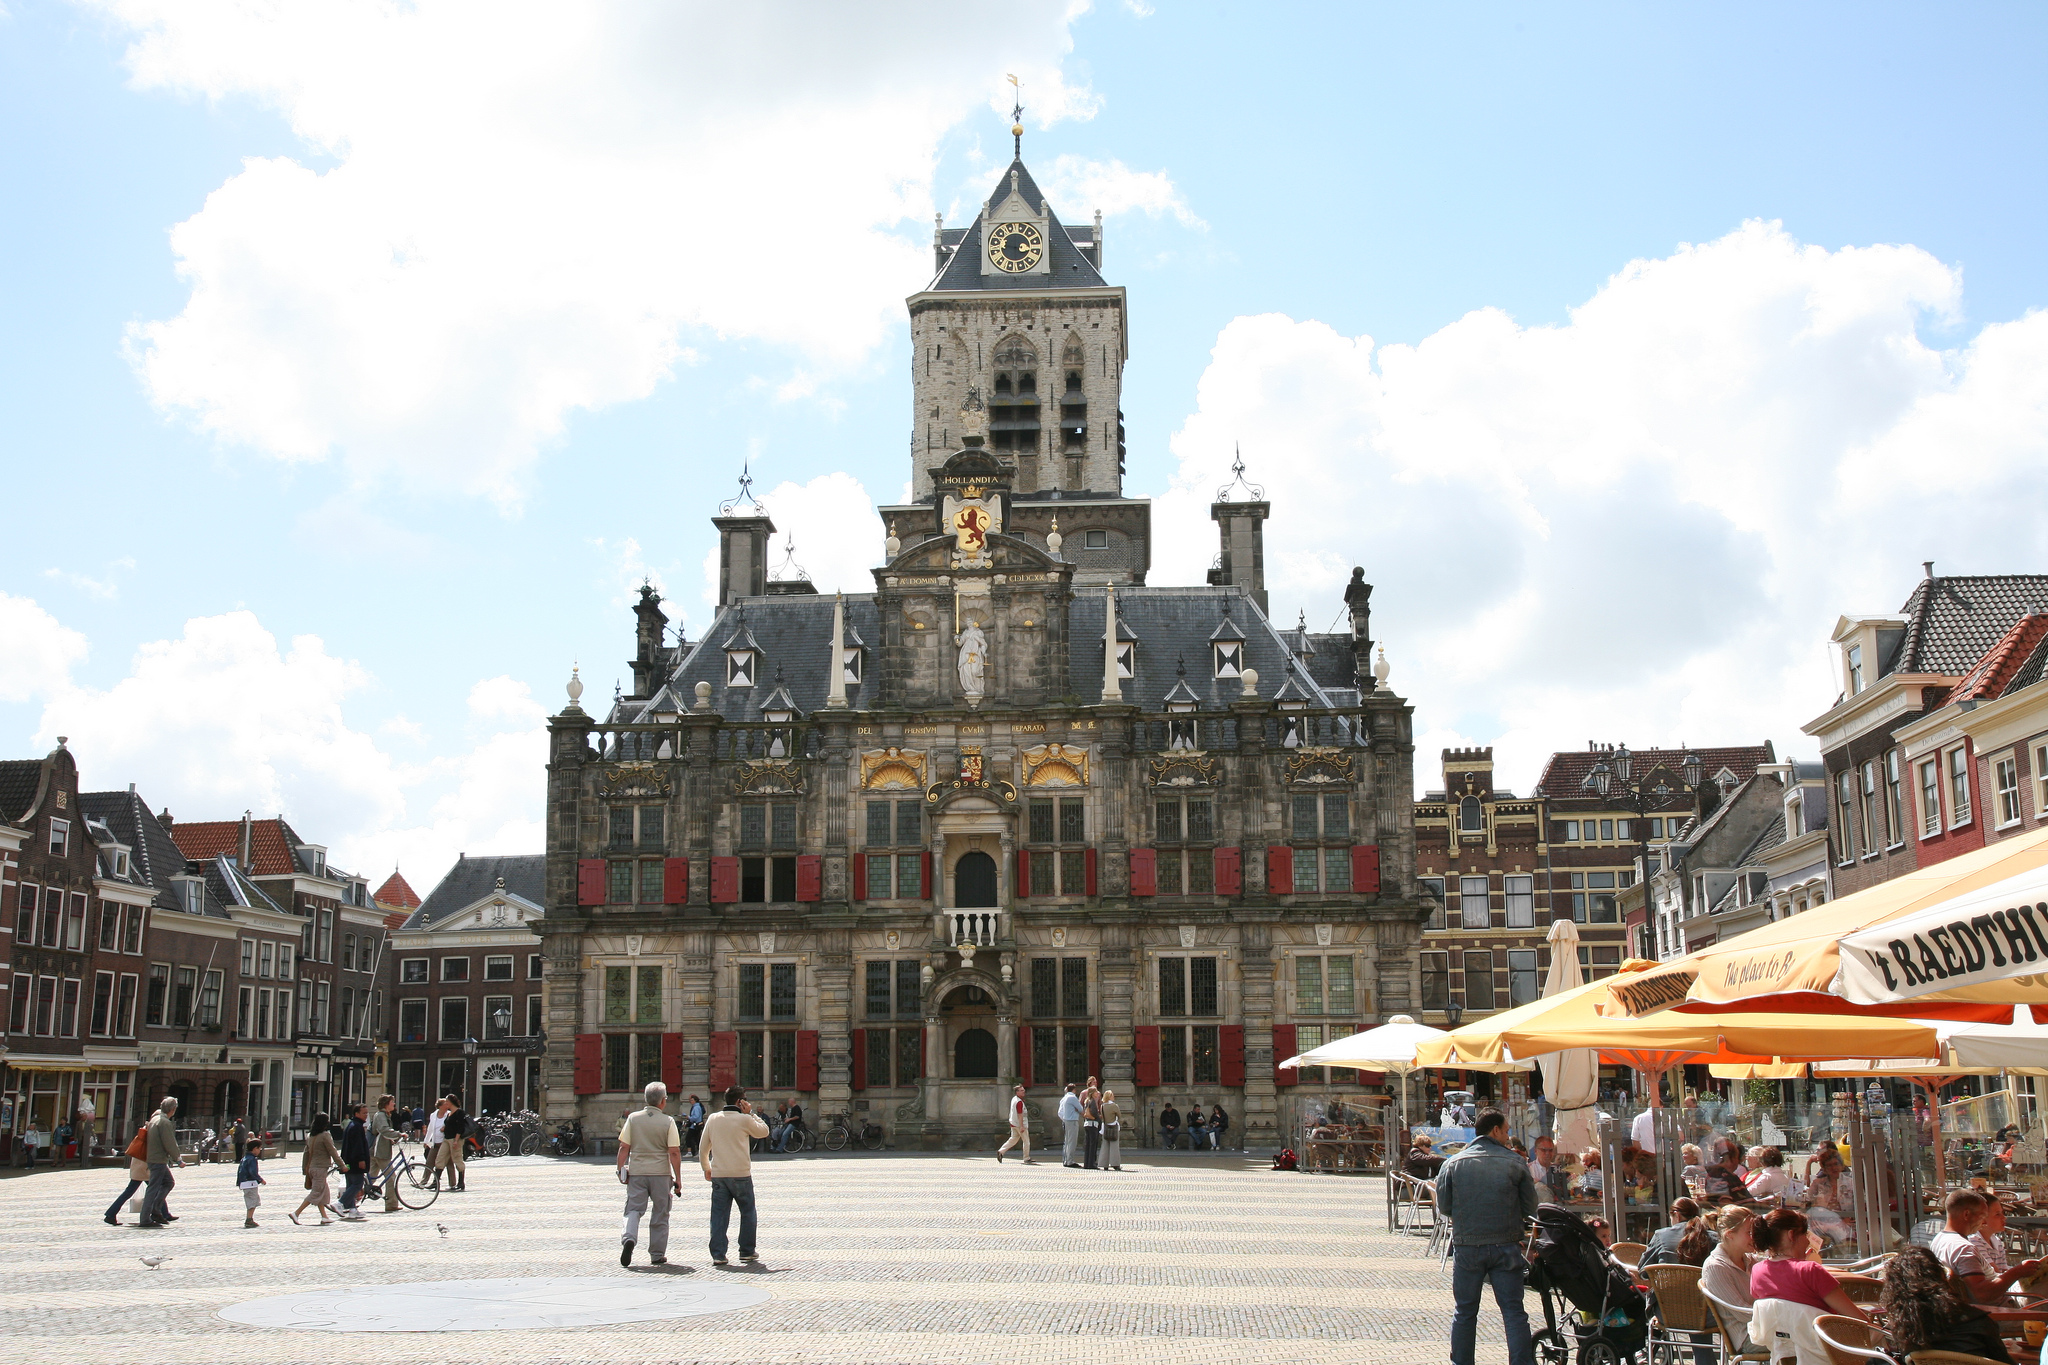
[987,220,1044,273]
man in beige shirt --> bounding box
[699,1086,771,1265]
[615,1081,683,1266]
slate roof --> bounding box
[408,854,546,931]
[1301,633,1359,693]
[1890,574,2048,676]
[0,757,45,824]
[627,595,886,724]
[925,158,1110,293]
[1952,612,2048,702]
[1736,813,1790,866]
[1533,743,1777,799]
[374,870,422,909]
[1068,586,1340,710]
[81,789,203,911]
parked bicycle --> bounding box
[541,1118,583,1157]
[362,1135,439,1210]
[823,1112,886,1151]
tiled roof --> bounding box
[0,758,45,824]
[169,818,299,876]
[1737,813,1789,865]
[1953,613,2048,702]
[925,158,1110,294]
[1533,743,1776,800]
[1892,574,2048,677]
[2005,630,2048,697]
[408,854,546,930]
[374,870,422,909]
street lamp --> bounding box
[462,1036,478,1057]
[1444,999,1465,1028]
[492,1006,512,1038]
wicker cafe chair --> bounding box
[1829,1275,1883,1307]
[1643,1264,1721,1365]
[1702,1286,1769,1365]
[1612,1241,1650,1270]
[1813,1314,1890,1365]
[1906,1353,2009,1365]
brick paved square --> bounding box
[0,1153,1517,1364]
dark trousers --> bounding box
[105,1179,143,1221]
[140,1163,176,1225]
[685,1122,703,1155]
[708,1175,757,1260]
[1082,1125,1101,1169]
[341,1170,365,1210]
[1450,1242,1534,1365]
[1159,1127,1179,1149]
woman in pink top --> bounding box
[1748,1209,1867,1321]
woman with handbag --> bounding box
[1080,1087,1104,1170]
[103,1124,151,1225]
[1100,1090,1124,1171]
[291,1113,339,1226]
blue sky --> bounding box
[4,2,2045,882]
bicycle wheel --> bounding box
[824,1126,849,1151]
[394,1161,440,1210]
[484,1132,508,1158]
[520,1132,543,1156]
[862,1126,887,1151]
[557,1136,582,1157]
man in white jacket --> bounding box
[699,1087,771,1266]
[997,1086,1034,1164]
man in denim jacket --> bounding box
[1435,1109,1540,1365]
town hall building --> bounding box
[535,145,1430,1150]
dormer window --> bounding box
[1459,796,1484,832]
[1847,644,1864,694]
[1213,642,1243,679]
[113,849,129,878]
[841,648,863,685]
[727,650,756,687]
[1116,642,1134,678]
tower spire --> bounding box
[1006,73,1024,158]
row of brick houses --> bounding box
[0,740,404,1160]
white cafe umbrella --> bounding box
[1942,1006,2048,1072]
[1281,1015,1526,1137]
[1538,919,1601,1156]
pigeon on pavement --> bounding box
[435,1223,449,1238]
[140,1255,172,1270]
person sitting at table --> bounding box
[1802,1144,1854,1242]
[1405,1135,1444,1179]
[1701,1206,1759,1319]
[1879,1246,2012,1364]
[1744,1146,1794,1200]
[1974,1195,2048,1300]
[1574,1150,1604,1197]
[1680,1143,1706,1189]
[1641,1196,1717,1268]
[1529,1135,1558,1185]
[1933,1189,2045,1304]
[1749,1207,1869,1322]
[1701,1149,1745,1200]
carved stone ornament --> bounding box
[1149,752,1219,788]
[1315,923,1333,947]
[1179,924,1197,949]
[732,760,805,796]
[860,747,927,791]
[626,935,643,956]
[1051,927,1067,948]
[943,490,1002,569]
[759,932,776,954]
[598,761,674,798]
[885,930,901,951]
[1284,746,1356,786]
[1023,742,1089,788]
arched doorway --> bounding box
[954,1028,997,1077]
[955,850,998,907]
[478,1061,516,1115]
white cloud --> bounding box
[1155,220,2048,795]
[91,1,1100,504]
[1043,154,1203,227]
[0,593,90,702]
[41,557,136,601]
[30,609,547,887]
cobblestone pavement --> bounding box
[0,1149,1513,1364]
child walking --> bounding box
[238,1139,268,1227]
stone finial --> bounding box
[1374,645,1391,691]
[1045,515,1062,555]
[885,520,900,559]
[565,666,584,708]
[1240,666,1259,698]
[693,680,712,711]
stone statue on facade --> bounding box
[956,618,988,697]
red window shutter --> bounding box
[1267,845,1294,896]
[1016,847,1031,899]
[708,1031,738,1091]
[796,1030,820,1090]
[576,859,606,906]
[920,851,933,900]
[1220,1024,1246,1087]
[660,1031,683,1090]
[1352,844,1381,895]
[1085,848,1098,897]
[1128,847,1156,897]
[1088,1025,1100,1082]
[662,857,688,905]
[796,854,822,903]
[852,1029,867,1091]
[852,854,867,902]
[709,857,739,905]
[1273,1023,1299,1087]
[1214,846,1242,896]
[1134,1025,1161,1087]
[1017,1024,1032,1085]
[573,1032,603,1094]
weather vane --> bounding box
[1007,73,1024,158]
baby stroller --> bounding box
[1525,1203,1649,1365]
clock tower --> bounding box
[897,152,1140,584]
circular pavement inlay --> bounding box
[218,1274,772,1333]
